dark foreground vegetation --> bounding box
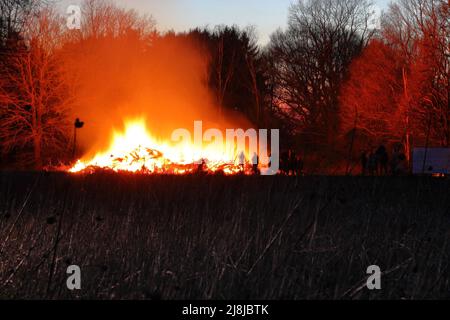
[0,172,449,300]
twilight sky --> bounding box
[59,0,392,44]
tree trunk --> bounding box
[34,134,42,170]
[402,67,411,164]
[346,105,358,175]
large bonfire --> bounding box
[70,119,247,175]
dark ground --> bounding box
[0,172,449,300]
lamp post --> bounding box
[72,118,84,160]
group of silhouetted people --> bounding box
[361,145,408,176]
[237,151,261,175]
[280,150,304,176]
[196,145,410,177]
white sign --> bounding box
[412,148,450,175]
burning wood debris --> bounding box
[70,145,245,175]
[68,120,250,175]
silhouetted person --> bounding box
[251,152,260,175]
[390,146,407,176]
[376,145,389,176]
[395,153,408,176]
[360,150,368,176]
[296,155,304,176]
[280,151,289,175]
[368,150,377,176]
[390,149,399,176]
[196,159,206,174]
[288,150,297,176]
[238,151,245,172]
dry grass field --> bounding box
[0,172,449,299]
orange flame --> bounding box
[70,119,246,175]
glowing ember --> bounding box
[69,119,248,175]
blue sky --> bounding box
[60,0,392,44]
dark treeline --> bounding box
[0,0,448,173]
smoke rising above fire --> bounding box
[68,33,250,159]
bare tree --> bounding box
[0,0,47,45]
[243,26,262,125]
[0,9,73,168]
[213,26,237,117]
[267,0,376,146]
[81,0,156,40]
[382,0,449,148]
[340,39,405,146]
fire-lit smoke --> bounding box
[68,34,250,161]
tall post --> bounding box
[422,98,434,174]
[402,67,411,166]
[72,126,77,159]
[72,118,84,160]
[346,104,358,176]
